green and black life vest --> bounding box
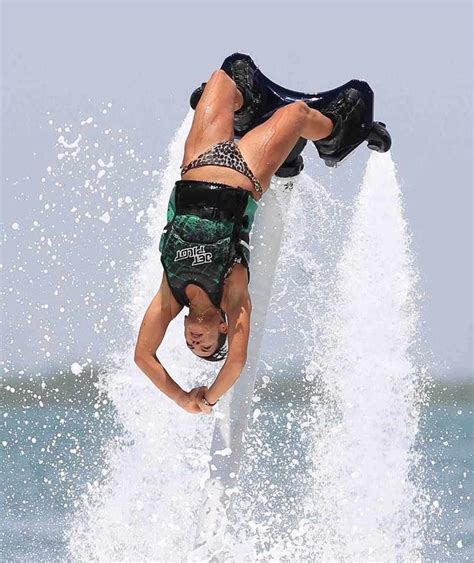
[159,180,258,308]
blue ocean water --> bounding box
[1,372,472,562]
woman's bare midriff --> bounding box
[180,165,261,201]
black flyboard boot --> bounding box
[190,82,207,110]
[229,58,266,136]
[190,60,266,136]
[314,88,367,165]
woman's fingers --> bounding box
[189,386,212,414]
[199,402,212,414]
[193,386,207,404]
[189,386,204,400]
[187,386,213,414]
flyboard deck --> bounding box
[222,52,391,168]
[191,53,391,559]
[191,52,391,172]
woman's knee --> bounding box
[279,100,310,122]
[208,68,233,86]
[262,101,308,142]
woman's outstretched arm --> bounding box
[134,273,193,409]
[204,283,252,405]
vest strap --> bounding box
[174,180,250,223]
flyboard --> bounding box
[191,53,391,560]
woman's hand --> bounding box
[178,386,209,414]
[198,396,213,415]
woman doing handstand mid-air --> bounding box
[134,58,364,415]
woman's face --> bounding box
[184,313,228,357]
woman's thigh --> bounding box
[182,69,236,167]
[181,69,262,192]
[237,101,309,194]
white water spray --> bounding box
[304,152,427,561]
[68,112,218,561]
[66,113,427,561]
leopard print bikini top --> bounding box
[180,140,263,196]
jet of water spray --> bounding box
[305,151,428,561]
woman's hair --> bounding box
[200,310,228,362]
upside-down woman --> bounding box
[134,58,364,415]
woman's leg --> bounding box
[181,70,243,169]
[237,101,334,195]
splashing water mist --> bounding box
[215,152,428,561]
[66,110,428,560]
[67,112,218,561]
[304,152,428,560]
